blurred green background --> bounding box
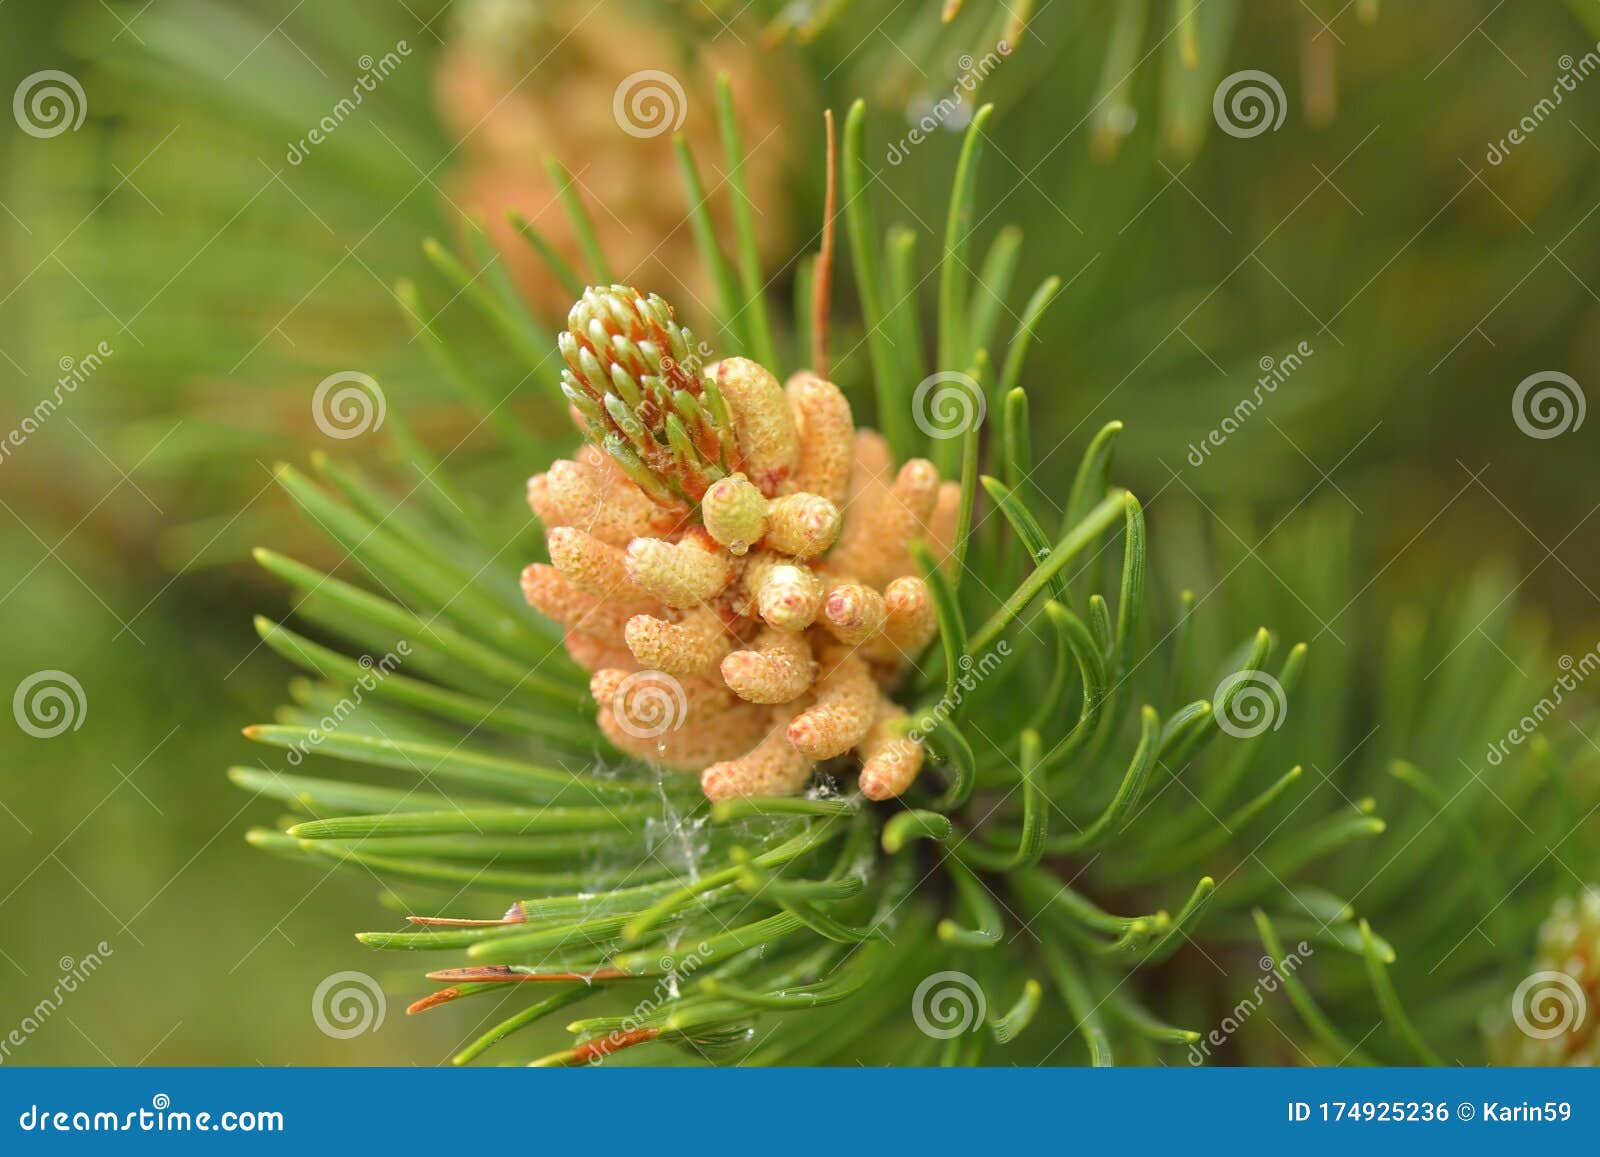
[3,0,1600,1064]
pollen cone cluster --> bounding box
[434,0,794,320]
[524,286,961,801]
[1488,886,1600,1065]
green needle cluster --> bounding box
[235,86,1600,1067]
